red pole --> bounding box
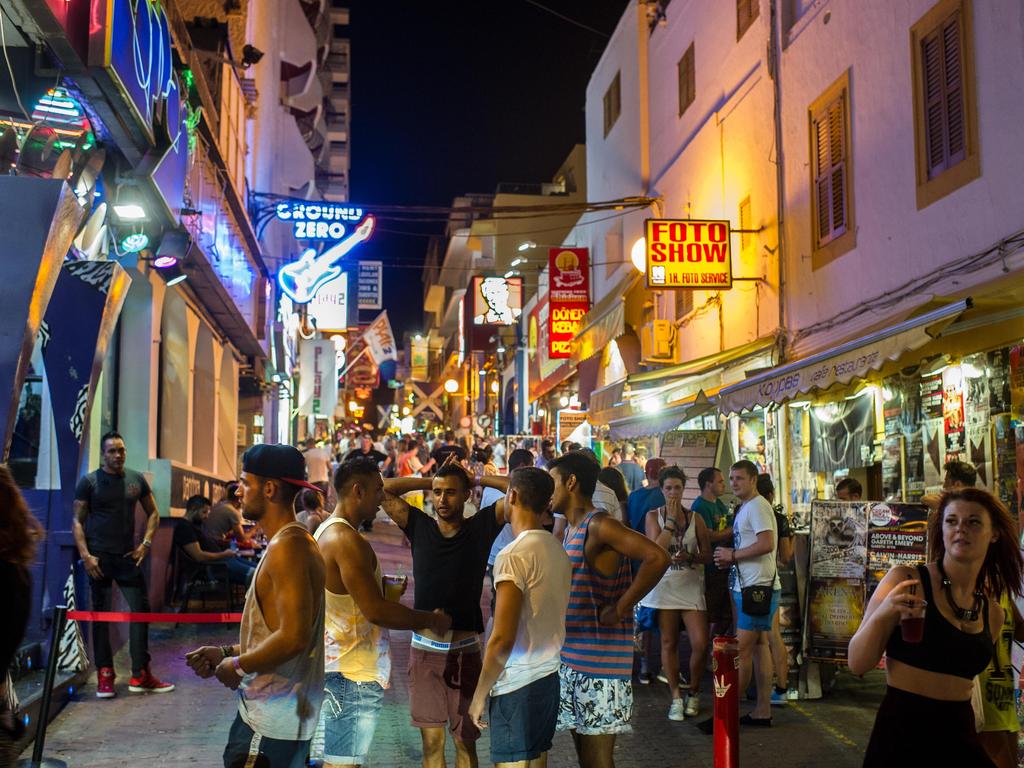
[712,635,739,768]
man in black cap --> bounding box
[186,444,326,768]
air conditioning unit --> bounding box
[641,320,676,362]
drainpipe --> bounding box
[769,0,787,358]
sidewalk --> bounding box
[23,517,884,766]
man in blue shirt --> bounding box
[626,458,667,533]
[691,467,734,636]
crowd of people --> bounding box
[1,429,1022,767]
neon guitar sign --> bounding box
[277,215,375,304]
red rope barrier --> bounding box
[67,610,242,623]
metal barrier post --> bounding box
[712,635,739,768]
[17,604,69,768]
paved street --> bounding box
[25,518,884,767]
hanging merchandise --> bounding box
[921,418,944,491]
[963,356,993,487]
[988,349,1011,413]
[881,436,903,500]
[942,366,966,457]
[919,374,944,420]
[738,412,767,471]
[904,427,926,502]
[808,396,875,474]
[993,414,1017,514]
[787,409,814,531]
[1010,345,1024,420]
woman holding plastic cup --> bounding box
[848,488,1022,766]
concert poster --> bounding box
[865,502,929,597]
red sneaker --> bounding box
[128,666,175,693]
[96,667,116,698]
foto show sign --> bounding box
[548,248,590,359]
[645,219,732,289]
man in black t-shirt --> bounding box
[172,495,257,586]
[381,461,509,768]
[72,431,174,698]
[342,433,388,466]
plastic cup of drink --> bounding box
[383,574,408,602]
[900,616,925,643]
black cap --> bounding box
[241,444,323,493]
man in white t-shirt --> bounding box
[302,438,333,492]
[713,459,779,726]
[468,467,571,766]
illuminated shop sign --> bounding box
[471,276,523,326]
[645,219,732,290]
[277,215,375,304]
[548,248,590,359]
[275,202,367,240]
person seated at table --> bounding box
[204,482,260,550]
[173,495,257,587]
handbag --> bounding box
[738,563,777,617]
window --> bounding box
[739,196,752,252]
[675,289,693,319]
[677,43,695,117]
[603,72,621,137]
[809,70,856,268]
[910,0,979,209]
[737,0,759,40]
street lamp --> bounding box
[630,237,647,273]
[444,378,460,394]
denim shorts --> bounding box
[732,589,781,632]
[321,672,384,765]
[489,673,559,763]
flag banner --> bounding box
[364,311,398,364]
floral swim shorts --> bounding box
[556,663,633,735]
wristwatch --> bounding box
[142,539,152,548]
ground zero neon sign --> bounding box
[276,202,366,240]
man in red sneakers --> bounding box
[72,432,174,697]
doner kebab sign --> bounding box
[645,219,732,290]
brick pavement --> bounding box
[25,516,884,766]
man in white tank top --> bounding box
[315,459,451,767]
[186,444,327,768]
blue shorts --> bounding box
[223,713,309,768]
[732,589,781,632]
[321,672,384,765]
[489,673,559,763]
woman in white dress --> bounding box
[640,465,711,721]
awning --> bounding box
[717,299,971,414]
[569,272,641,365]
[607,390,716,441]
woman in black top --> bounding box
[0,465,43,764]
[849,488,1023,767]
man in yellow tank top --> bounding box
[978,592,1023,768]
[315,458,451,768]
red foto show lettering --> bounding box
[648,221,728,263]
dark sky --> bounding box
[348,1,628,336]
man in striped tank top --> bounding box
[548,452,671,768]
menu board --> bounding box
[660,430,722,509]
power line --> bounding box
[522,0,610,38]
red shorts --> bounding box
[408,646,482,742]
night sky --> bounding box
[348,1,628,336]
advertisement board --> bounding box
[645,219,731,290]
[297,339,339,417]
[805,500,928,662]
[307,272,348,333]
[471,276,522,326]
[548,247,590,359]
[357,261,383,310]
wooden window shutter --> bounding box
[921,11,965,178]
[737,0,759,40]
[678,43,695,116]
[813,91,848,247]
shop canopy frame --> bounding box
[717,299,972,414]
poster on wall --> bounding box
[806,500,868,662]
[921,418,945,492]
[988,349,1011,414]
[1009,345,1024,421]
[920,374,944,420]
[787,408,814,531]
[738,412,767,471]
[904,427,926,502]
[942,366,966,456]
[865,502,929,596]
[881,436,903,501]
[882,378,905,437]
[993,414,1017,514]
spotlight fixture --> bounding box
[153,254,177,268]
[120,232,150,253]
[166,273,187,287]
[113,203,147,220]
